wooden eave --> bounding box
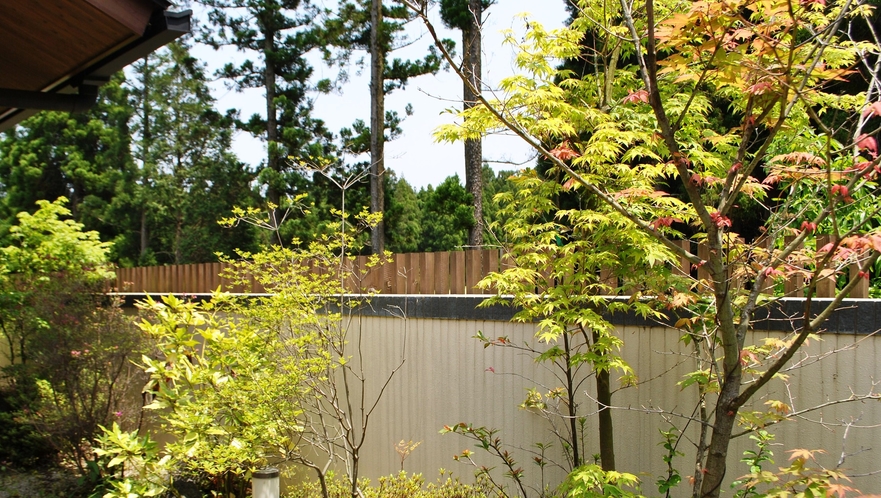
[0,0,190,131]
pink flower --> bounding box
[71,350,81,357]
[114,411,123,417]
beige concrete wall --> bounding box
[347,315,881,495]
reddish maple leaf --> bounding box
[800,221,817,233]
[622,89,649,104]
[739,349,759,366]
[710,212,732,229]
[549,141,580,161]
[863,101,881,118]
[746,80,774,95]
[762,174,781,185]
[651,217,674,230]
[762,266,784,278]
[857,134,878,158]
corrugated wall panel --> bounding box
[344,317,881,495]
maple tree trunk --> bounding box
[592,329,615,471]
[699,261,744,498]
[369,0,385,254]
[463,0,483,247]
[699,376,741,498]
[596,366,616,471]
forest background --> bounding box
[0,0,568,267]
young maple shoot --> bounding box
[399,0,881,496]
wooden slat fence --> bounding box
[114,244,876,298]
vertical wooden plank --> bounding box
[451,251,466,294]
[849,262,870,298]
[188,265,196,294]
[435,251,451,294]
[407,253,419,294]
[154,266,163,293]
[677,239,691,278]
[783,235,804,297]
[815,235,836,298]
[362,257,375,293]
[420,252,435,294]
[343,255,354,293]
[143,266,152,293]
[394,253,410,294]
[175,265,182,294]
[485,249,500,293]
[134,267,141,293]
[212,263,222,292]
[380,256,394,294]
[360,255,374,293]
[464,250,481,294]
[195,264,203,294]
[697,242,711,288]
[219,262,228,292]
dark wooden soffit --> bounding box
[0,0,191,132]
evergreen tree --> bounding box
[200,0,335,236]
[0,77,135,250]
[323,0,450,253]
[125,42,260,265]
[417,174,472,252]
[440,0,488,247]
[384,171,421,253]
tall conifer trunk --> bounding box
[369,0,385,254]
[463,0,483,247]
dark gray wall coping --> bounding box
[112,293,880,335]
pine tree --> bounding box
[125,41,260,265]
[200,0,334,238]
[440,0,487,247]
[324,0,450,253]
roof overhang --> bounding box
[0,0,191,132]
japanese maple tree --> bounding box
[400,0,881,496]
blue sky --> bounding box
[190,1,569,189]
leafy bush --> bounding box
[286,471,495,498]
[0,198,145,472]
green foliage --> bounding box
[731,430,776,498]
[385,173,422,253]
[0,78,133,245]
[93,422,172,498]
[201,0,335,209]
[122,41,261,265]
[130,204,397,498]
[136,293,309,494]
[414,0,881,494]
[0,198,144,473]
[286,470,494,498]
[418,174,474,251]
[656,428,684,495]
[440,423,528,497]
[559,465,643,498]
[730,437,859,498]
